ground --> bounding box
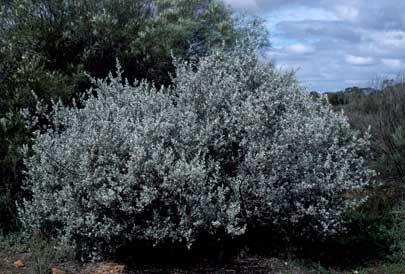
[2,233,405,274]
[2,249,405,274]
[0,254,325,274]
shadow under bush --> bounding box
[114,232,247,268]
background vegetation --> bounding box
[325,79,405,185]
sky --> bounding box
[225,0,405,92]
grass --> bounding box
[0,231,76,274]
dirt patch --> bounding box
[0,254,316,274]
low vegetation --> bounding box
[324,80,405,192]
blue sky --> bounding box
[225,0,405,91]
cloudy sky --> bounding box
[225,0,405,91]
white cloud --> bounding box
[344,79,370,86]
[345,55,376,66]
[285,43,315,54]
[369,30,405,49]
[276,63,301,71]
[382,58,403,69]
[333,4,359,21]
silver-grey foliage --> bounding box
[20,47,375,259]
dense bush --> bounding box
[0,0,268,232]
[20,47,374,260]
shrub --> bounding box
[0,0,269,232]
[20,46,374,260]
